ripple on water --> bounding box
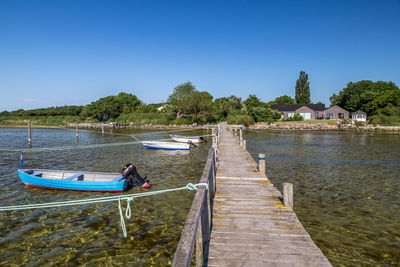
[0,128,210,265]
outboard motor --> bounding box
[121,163,150,188]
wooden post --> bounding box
[283,183,293,208]
[239,128,243,141]
[196,216,203,267]
[75,125,79,143]
[258,154,265,174]
[27,123,31,147]
[234,128,237,136]
[212,128,216,145]
[101,124,105,136]
[242,139,246,149]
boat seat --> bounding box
[25,170,34,174]
[33,173,42,177]
[112,175,124,182]
[64,174,84,181]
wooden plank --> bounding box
[206,123,331,266]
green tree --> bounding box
[167,82,216,123]
[330,80,400,114]
[167,82,197,118]
[214,95,242,120]
[295,71,311,104]
[87,92,142,121]
[243,95,281,123]
[270,95,295,105]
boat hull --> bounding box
[169,135,203,144]
[17,169,128,192]
[142,141,190,150]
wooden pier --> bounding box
[173,123,331,266]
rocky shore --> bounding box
[249,121,400,132]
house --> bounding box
[351,110,367,122]
[270,104,326,120]
[325,105,350,119]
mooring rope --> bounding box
[0,182,208,237]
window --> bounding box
[288,112,295,118]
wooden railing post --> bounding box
[258,154,265,174]
[196,216,203,267]
[283,183,293,208]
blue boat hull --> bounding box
[17,169,128,192]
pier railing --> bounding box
[172,145,217,267]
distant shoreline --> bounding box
[2,121,400,133]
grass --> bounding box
[0,115,96,127]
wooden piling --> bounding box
[258,153,265,174]
[242,139,246,149]
[27,123,31,147]
[212,128,216,145]
[283,182,294,208]
[75,125,79,143]
[101,124,105,135]
[239,128,243,141]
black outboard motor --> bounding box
[121,163,150,188]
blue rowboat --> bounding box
[17,169,129,192]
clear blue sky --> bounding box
[1,0,399,111]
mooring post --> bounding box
[242,139,246,149]
[27,123,31,147]
[101,124,105,136]
[75,125,79,143]
[283,183,293,208]
[239,128,243,142]
[258,153,265,174]
[234,128,237,136]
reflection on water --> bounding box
[0,127,210,266]
[245,130,400,266]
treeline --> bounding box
[330,80,400,125]
[2,75,400,126]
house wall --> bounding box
[295,106,315,120]
[325,105,349,119]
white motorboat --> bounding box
[142,141,191,150]
[169,134,204,144]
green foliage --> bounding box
[330,80,400,115]
[214,95,242,120]
[87,92,142,121]
[271,95,296,105]
[227,110,254,126]
[295,71,311,104]
[4,106,83,117]
[0,115,95,126]
[116,112,172,126]
[283,113,304,121]
[167,82,216,123]
[135,104,161,113]
[243,95,281,123]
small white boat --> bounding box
[169,134,204,144]
[142,141,190,150]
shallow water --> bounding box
[0,127,210,266]
[245,130,400,266]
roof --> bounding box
[352,110,367,115]
[270,104,326,112]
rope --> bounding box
[0,182,209,237]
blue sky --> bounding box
[1,0,399,111]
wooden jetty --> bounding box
[173,123,331,266]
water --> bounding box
[245,130,400,266]
[0,127,210,266]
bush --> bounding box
[283,114,304,121]
[369,115,400,126]
[227,114,254,126]
[116,112,172,126]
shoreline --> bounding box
[2,121,400,133]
